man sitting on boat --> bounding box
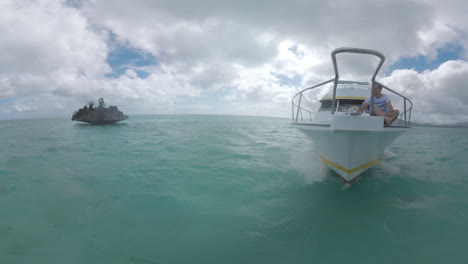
[357,83,399,125]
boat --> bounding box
[291,47,413,182]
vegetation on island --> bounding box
[72,97,128,124]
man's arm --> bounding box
[357,102,369,115]
[386,101,394,113]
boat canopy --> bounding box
[320,81,369,101]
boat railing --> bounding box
[291,78,334,122]
[380,83,413,126]
[292,81,413,126]
[292,47,413,127]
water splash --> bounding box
[289,145,327,184]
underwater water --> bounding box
[1,115,467,263]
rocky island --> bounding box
[72,97,128,124]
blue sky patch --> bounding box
[276,74,302,86]
[0,97,15,104]
[106,35,159,79]
[64,0,83,8]
[387,43,463,74]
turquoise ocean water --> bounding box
[1,115,468,263]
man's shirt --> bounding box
[365,94,391,113]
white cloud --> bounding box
[0,0,109,76]
[382,60,468,124]
[0,0,109,102]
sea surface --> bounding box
[1,115,468,264]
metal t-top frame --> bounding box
[331,47,385,116]
[291,47,413,126]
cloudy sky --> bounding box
[1,0,467,124]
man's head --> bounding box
[373,83,382,96]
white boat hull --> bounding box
[294,115,407,181]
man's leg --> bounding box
[384,109,400,125]
[389,109,399,125]
[373,106,393,124]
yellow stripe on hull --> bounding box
[320,156,380,174]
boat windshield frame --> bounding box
[331,47,385,116]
